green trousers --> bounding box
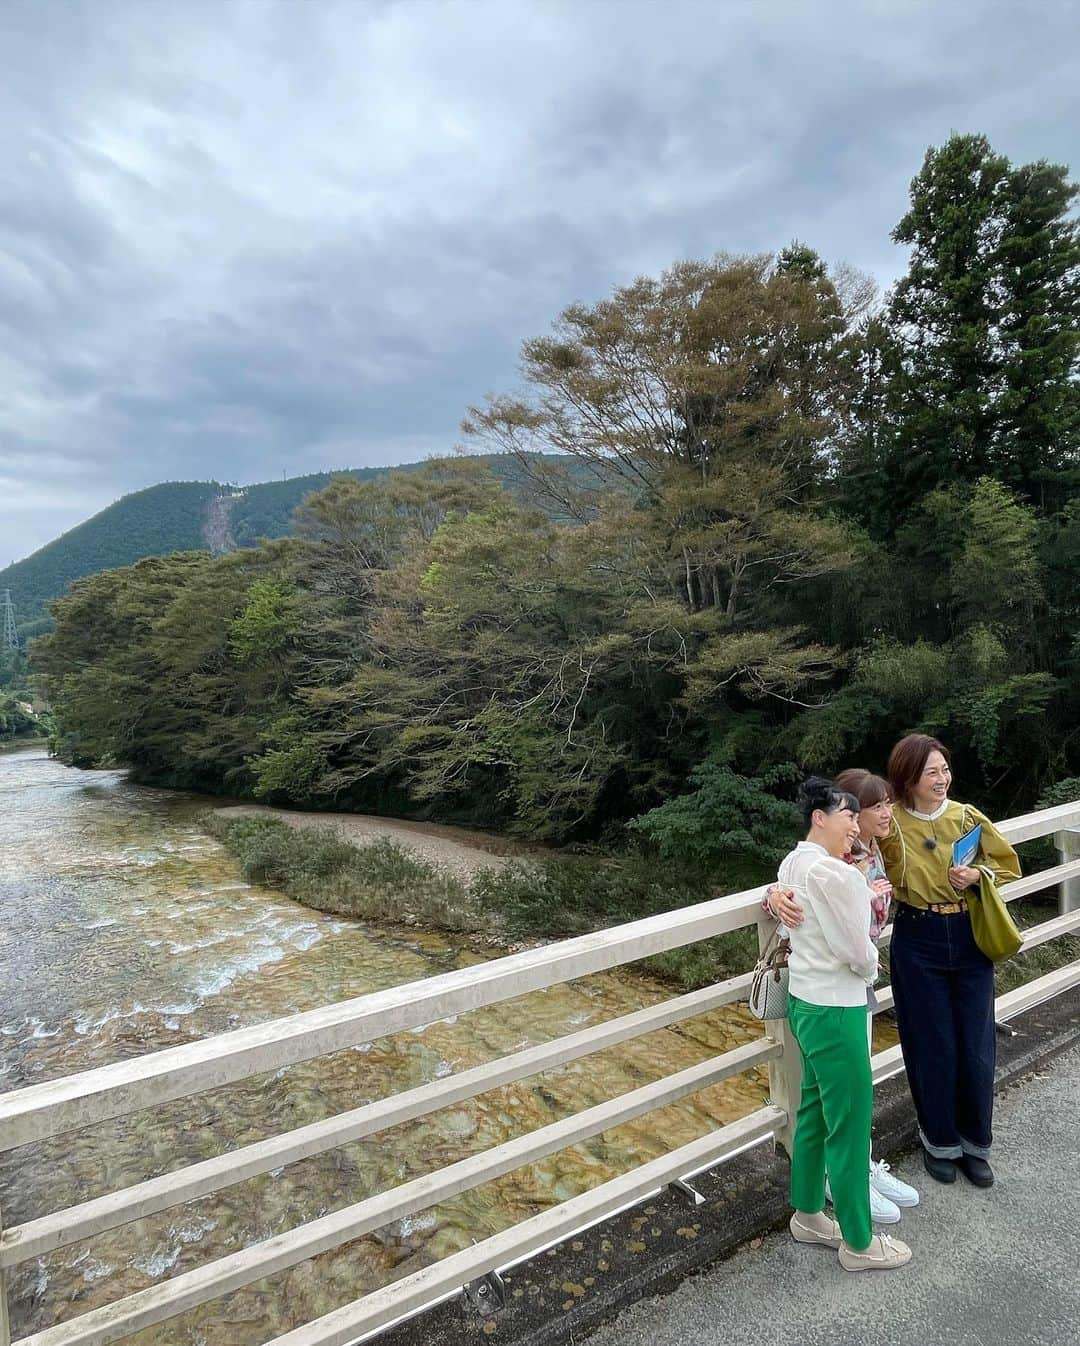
[788,995,873,1251]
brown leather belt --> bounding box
[922,901,968,915]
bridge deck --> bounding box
[585,1044,1079,1346]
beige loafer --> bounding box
[838,1233,912,1271]
[789,1210,843,1248]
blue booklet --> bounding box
[952,824,982,867]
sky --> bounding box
[1,0,1078,565]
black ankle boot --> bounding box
[922,1149,958,1183]
[958,1154,994,1187]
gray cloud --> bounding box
[1,0,1078,561]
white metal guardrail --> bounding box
[1,800,1078,1346]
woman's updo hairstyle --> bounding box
[797,776,861,829]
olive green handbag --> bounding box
[966,869,1022,962]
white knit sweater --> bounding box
[776,841,879,1007]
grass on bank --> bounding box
[207,814,1079,997]
[205,814,483,932]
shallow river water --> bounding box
[0,745,769,1344]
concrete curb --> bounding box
[382,986,1080,1346]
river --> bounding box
[0,745,767,1344]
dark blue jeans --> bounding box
[890,903,996,1159]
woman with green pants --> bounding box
[778,778,912,1272]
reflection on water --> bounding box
[0,746,769,1344]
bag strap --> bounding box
[891,813,908,888]
[758,923,782,961]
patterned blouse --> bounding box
[844,836,891,942]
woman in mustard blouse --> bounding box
[880,734,1020,1188]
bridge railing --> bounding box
[1,799,1079,1346]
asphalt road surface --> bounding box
[586,1044,1080,1346]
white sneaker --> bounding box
[825,1176,901,1225]
[870,1159,920,1208]
[838,1233,912,1272]
[789,1210,843,1249]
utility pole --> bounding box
[1,590,18,654]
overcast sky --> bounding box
[1,0,1077,564]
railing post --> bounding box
[1055,829,1080,915]
[758,914,801,1157]
[0,1200,11,1346]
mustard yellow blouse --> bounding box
[878,800,1021,909]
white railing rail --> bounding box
[0,800,1078,1346]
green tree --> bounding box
[996,160,1080,504]
[464,253,865,696]
[628,759,800,868]
[886,134,1011,510]
[884,133,1080,517]
[0,692,37,739]
[464,252,874,503]
[949,477,1043,638]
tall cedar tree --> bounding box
[882,133,1080,524]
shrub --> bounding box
[628,762,800,869]
[471,851,767,986]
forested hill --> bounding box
[1,456,564,636]
[2,482,218,639]
[223,461,456,548]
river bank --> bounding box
[0,733,48,751]
[206,809,767,993]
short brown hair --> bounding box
[888,734,950,806]
[834,767,891,809]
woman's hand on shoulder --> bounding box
[766,884,804,927]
